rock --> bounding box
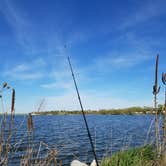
[90,159,97,166]
[71,160,88,166]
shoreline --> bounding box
[30,106,162,115]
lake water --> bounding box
[5,115,157,165]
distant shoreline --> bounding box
[30,106,163,115]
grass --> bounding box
[0,83,60,165]
[100,145,158,166]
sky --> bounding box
[0,0,166,113]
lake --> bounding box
[6,115,157,165]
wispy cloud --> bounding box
[3,58,46,80]
[0,0,32,50]
[8,72,43,80]
[108,53,150,68]
[12,64,29,72]
[92,34,154,71]
[0,0,63,56]
[44,90,152,111]
[41,66,74,90]
[41,82,73,89]
[0,0,28,26]
[120,0,166,30]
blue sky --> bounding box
[0,0,166,113]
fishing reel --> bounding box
[162,73,166,85]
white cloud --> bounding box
[40,68,74,90]
[44,90,152,111]
[92,32,155,71]
[0,0,32,50]
[111,54,150,67]
[3,58,46,80]
[13,64,29,72]
[120,0,166,30]
[12,72,43,80]
[41,82,73,89]
[93,52,152,72]
[0,0,64,56]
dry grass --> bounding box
[0,82,60,166]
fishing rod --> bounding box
[67,56,99,166]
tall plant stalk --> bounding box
[153,54,160,154]
[162,73,166,156]
[9,89,15,141]
[0,83,16,165]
